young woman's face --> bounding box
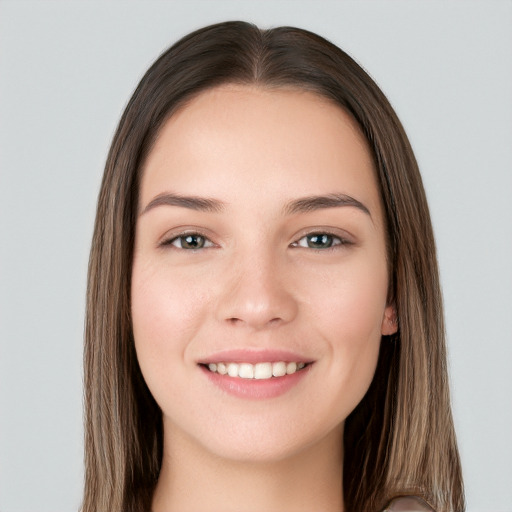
[132,86,396,462]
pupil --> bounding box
[183,235,203,249]
[309,234,332,248]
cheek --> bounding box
[304,258,388,407]
[132,259,206,340]
[130,259,210,391]
[307,254,388,342]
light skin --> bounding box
[131,85,397,512]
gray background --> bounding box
[1,1,511,511]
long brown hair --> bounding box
[83,21,464,512]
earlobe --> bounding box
[381,305,398,335]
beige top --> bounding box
[383,496,435,511]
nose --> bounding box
[215,252,298,330]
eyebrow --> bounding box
[283,193,371,217]
[140,192,225,216]
[140,191,370,218]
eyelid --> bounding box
[158,228,217,250]
[294,234,343,249]
[290,227,355,248]
[157,226,355,251]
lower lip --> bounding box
[200,365,311,400]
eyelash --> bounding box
[160,230,351,252]
[160,232,214,250]
[291,232,350,251]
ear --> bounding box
[381,304,398,335]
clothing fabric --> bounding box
[383,496,435,511]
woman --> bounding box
[83,21,464,512]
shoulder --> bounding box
[383,496,435,512]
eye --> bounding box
[293,233,345,249]
[164,233,214,250]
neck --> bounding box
[152,422,344,512]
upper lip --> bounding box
[197,349,314,365]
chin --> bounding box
[183,416,344,466]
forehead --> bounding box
[140,85,380,215]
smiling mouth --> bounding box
[201,361,310,380]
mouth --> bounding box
[200,361,311,380]
[197,350,314,399]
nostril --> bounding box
[225,316,284,328]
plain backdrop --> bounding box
[0,1,511,511]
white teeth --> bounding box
[238,363,254,379]
[227,363,239,377]
[206,361,308,379]
[254,362,272,379]
[272,361,287,377]
[286,362,297,374]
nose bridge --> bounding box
[216,242,297,329]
